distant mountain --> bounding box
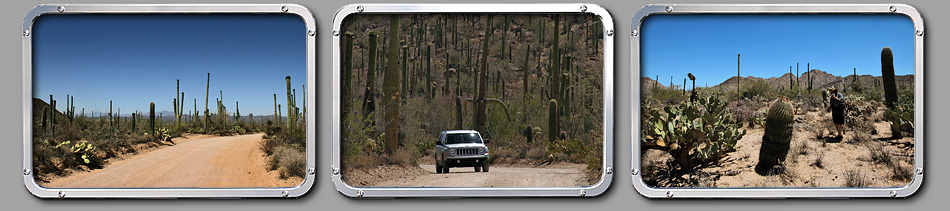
[707,69,914,93]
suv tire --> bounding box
[482,163,490,172]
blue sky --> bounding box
[33,14,306,116]
[641,14,914,88]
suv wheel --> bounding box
[442,164,450,173]
[482,163,490,172]
[436,164,443,173]
[474,166,481,172]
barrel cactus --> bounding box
[756,99,794,175]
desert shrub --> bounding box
[739,80,775,99]
[866,142,891,164]
[844,170,870,187]
[811,149,824,168]
[268,146,305,179]
[641,95,746,171]
[888,158,913,181]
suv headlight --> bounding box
[449,148,456,155]
[478,147,485,154]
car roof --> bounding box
[443,130,479,134]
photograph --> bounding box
[30,14,308,188]
[338,13,606,188]
[639,14,916,188]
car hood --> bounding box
[444,143,486,148]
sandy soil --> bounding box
[347,162,588,188]
[644,109,915,188]
[42,133,301,188]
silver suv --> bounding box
[435,130,490,173]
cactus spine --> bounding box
[382,15,401,155]
[882,47,898,109]
[756,100,794,175]
[548,99,559,142]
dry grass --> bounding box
[865,141,891,164]
[811,149,825,168]
[844,170,870,187]
[888,158,913,181]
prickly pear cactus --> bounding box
[756,100,794,175]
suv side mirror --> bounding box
[483,139,490,144]
[435,140,441,145]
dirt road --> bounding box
[43,133,299,188]
[372,163,588,187]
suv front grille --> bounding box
[456,148,480,155]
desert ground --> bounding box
[643,107,915,188]
[41,133,302,188]
[345,161,587,188]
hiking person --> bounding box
[828,86,845,139]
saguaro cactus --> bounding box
[523,44,531,104]
[756,100,794,175]
[362,31,378,117]
[286,76,294,129]
[426,43,432,99]
[273,94,278,125]
[474,14,493,135]
[149,102,156,135]
[881,47,898,109]
[548,99,559,142]
[205,73,210,130]
[343,31,355,125]
[382,15,401,155]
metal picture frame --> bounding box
[22,4,316,198]
[631,4,924,198]
[331,4,615,198]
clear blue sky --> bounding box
[33,14,306,116]
[641,14,914,88]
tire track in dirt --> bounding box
[42,133,300,188]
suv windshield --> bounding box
[445,133,482,145]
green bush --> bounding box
[641,95,746,171]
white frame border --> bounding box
[630,4,925,198]
[330,3,615,198]
[22,4,317,198]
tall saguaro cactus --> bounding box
[204,73,210,130]
[149,102,156,135]
[343,32,355,127]
[522,44,531,105]
[382,15,401,155]
[286,76,295,129]
[881,47,898,109]
[362,32,378,118]
[474,14,494,135]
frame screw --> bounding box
[606,29,614,36]
[332,167,341,175]
[889,5,897,12]
[23,168,31,175]
[916,167,923,175]
[23,29,30,36]
[666,190,673,198]
[631,29,638,37]
[281,5,289,13]
[282,190,289,197]
[57,6,65,13]
[308,30,315,37]
[889,190,897,197]
[58,191,66,198]
[605,167,613,175]
[916,29,924,37]
[580,5,587,12]
[665,6,673,13]
[356,5,364,13]
[632,168,639,176]
[357,190,364,197]
[332,30,340,36]
[579,190,587,197]
[308,167,315,175]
